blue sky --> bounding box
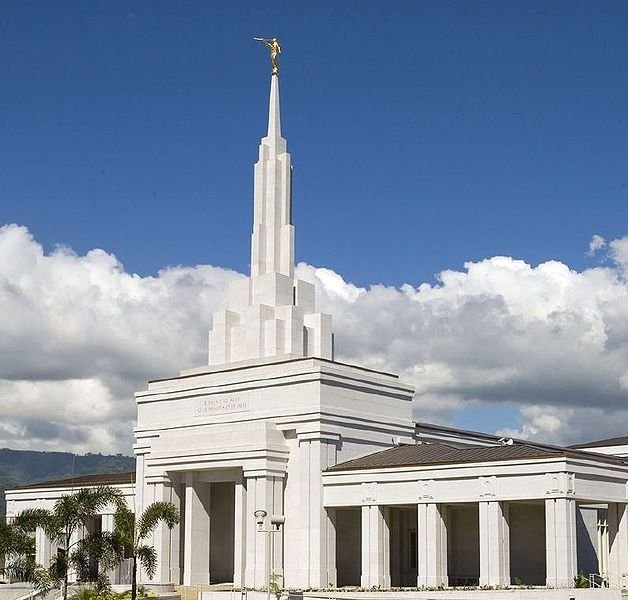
[1,1,628,453]
[2,0,626,286]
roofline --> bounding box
[325,454,569,473]
[414,421,627,463]
[9,471,136,491]
[570,437,628,449]
[148,356,400,384]
[414,421,503,443]
[325,449,628,474]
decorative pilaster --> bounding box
[479,501,510,587]
[545,497,577,587]
[417,503,447,588]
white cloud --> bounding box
[0,224,242,452]
[1,223,628,452]
[587,234,606,256]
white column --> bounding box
[326,508,337,588]
[361,505,390,588]
[67,525,85,583]
[244,474,284,588]
[283,434,338,588]
[608,503,628,588]
[35,527,52,569]
[150,478,181,585]
[417,503,447,588]
[479,501,510,587]
[545,498,577,588]
[233,473,247,588]
[183,473,210,585]
[100,515,118,584]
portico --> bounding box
[323,441,628,589]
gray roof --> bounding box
[327,441,628,472]
[570,436,628,449]
[14,471,136,490]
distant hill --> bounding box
[0,448,135,515]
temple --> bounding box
[5,64,628,600]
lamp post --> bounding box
[254,509,285,600]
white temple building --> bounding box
[6,67,628,599]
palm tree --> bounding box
[0,513,37,583]
[16,486,124,600]
[112,502,179,600]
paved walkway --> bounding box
[0,584,36,600]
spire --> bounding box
[267,74,281,137]
[206,54,334,367]
[250,74,292,278]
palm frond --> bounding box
[137,502,180,541]
[0,518,35,556]
[12,508,51,532]
[135,545,157,579]
[113,504,136,547]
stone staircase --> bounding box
[175,583,236,600]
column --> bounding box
[545,498,577,588]
[417,503,447,588]
[325,508,337,589]
[479,501,510,587]
[35,527,52,569]
[151,477,181,586]
[244,474,284,588]
[361,505,390,588]
[183,473,210,585]
[233,472,247,588]
[608,503,628,588]
[67,525,85,583]
[100,514,118,584]
[283,434,338,588]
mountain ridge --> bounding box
[0,447,135,515]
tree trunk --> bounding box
[63,532,70,600]
[131,555,138,600]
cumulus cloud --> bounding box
[0,224,242,452]
[1,223,628,452]
[297,245,628,445]
[587,234,606,256]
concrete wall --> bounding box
[509,503,545,586]
[336,508,361,587]
[447,505,479,586]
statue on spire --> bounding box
[254,37,282,76]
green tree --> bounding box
[112,502,179,600]
[0,513,39,583]
[14,486,124,600]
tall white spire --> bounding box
[267,74,281,137]
[251,74,294,279]
[207,71,333,368]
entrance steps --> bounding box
[176,584,236,600]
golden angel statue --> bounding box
[254,37,282,75]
